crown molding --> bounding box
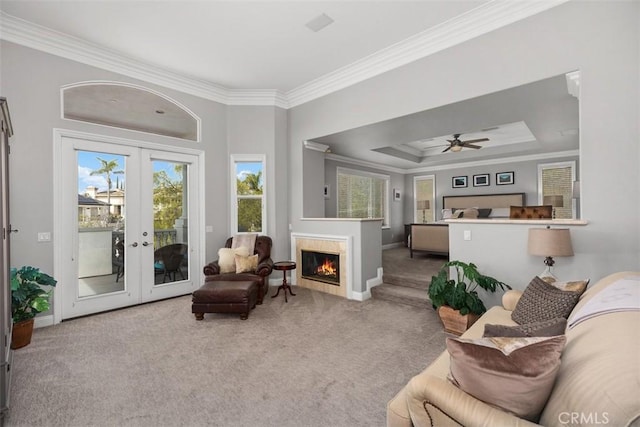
[285,0,570,107]
[325,153,406,175]
[1,1,568,108]
[404,149,580,174]
[326,150,579,175]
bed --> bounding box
[409,192,526,258]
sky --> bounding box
[236,161,262,181]
[78,153,262,194]
[77,150,182,194]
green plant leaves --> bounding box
[427,260,508,316]
[10,266,57,323]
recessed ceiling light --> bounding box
[305,13,334,33]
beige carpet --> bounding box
[7,285,447,427]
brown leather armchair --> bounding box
[203,236,274,304]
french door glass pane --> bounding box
[77,151,126,298]
[153,160,189,285]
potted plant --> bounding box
[10,266,57,349]
[428,260,511,335]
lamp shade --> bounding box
[417,200,430,210]
[528,228,574,257]
[543,195,564,208]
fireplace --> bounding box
[301,250,340,286]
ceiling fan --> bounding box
[442,133,489,153]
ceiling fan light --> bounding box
[450,145,463,152]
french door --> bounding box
[54,131,202,320]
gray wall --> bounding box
[404,155,579,223]
[0,41,289,288]
[289,1,640,285]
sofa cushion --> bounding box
[483,318,567,337]
[218,247,250,273]
[511,276,581,324]
[447,335,566,422]
[235,253,258,274]
[542,277,590,294]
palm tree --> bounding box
[243,171,262,194]
[90,157,123,216]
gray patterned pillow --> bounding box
[484,318,567,337]
[511,277,581,325]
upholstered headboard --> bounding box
[442,193,526,210]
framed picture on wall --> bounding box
[473,174,490,187]
[393,188,401,201]
[452,176,468,188]
[496,171,515,185]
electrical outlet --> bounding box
[37,232,51,242]
[463,230,472,241]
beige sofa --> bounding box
[387,271,640,427]
[410,224,449,257]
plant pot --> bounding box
[437,305,480,336]
[11,318,35,349]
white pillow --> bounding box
[218,246,250,273]
[442,209,453,219]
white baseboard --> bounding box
[352,267,384,301]
[34,315,54,329]
[382,242,404,250]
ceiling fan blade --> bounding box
[465,144,482,149]
[442,146,452,153]
[446,139,456,143]
[461,138,489,144]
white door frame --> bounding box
[52,129,206,324]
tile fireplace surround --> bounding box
[291,233,352,298]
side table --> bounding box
[272,261,296,303]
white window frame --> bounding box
[230,154,266,235]
[336,166,390,227]
[537,160,576,218]
[413,175,436,223]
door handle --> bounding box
[130,242,138,247]
[142,241,150,247]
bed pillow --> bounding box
[511,276,582,324]
[218,246,250,273]
[483,318,567,337]
[477,208,492,218]
[447,335,566,422]
[235,254,259,274]
[441,209,454,220]
[452,208,479,219]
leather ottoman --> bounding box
[192,280,258,320]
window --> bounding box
[414,175,435,223]
[538,161,576,219]
[231,155,265,234]
[337,167,389,226]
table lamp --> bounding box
[417,200,430,223]
[528,226,574,281]
[543,195,564,219]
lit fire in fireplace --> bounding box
[316,258,337,277]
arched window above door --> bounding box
[62,82,200,141]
